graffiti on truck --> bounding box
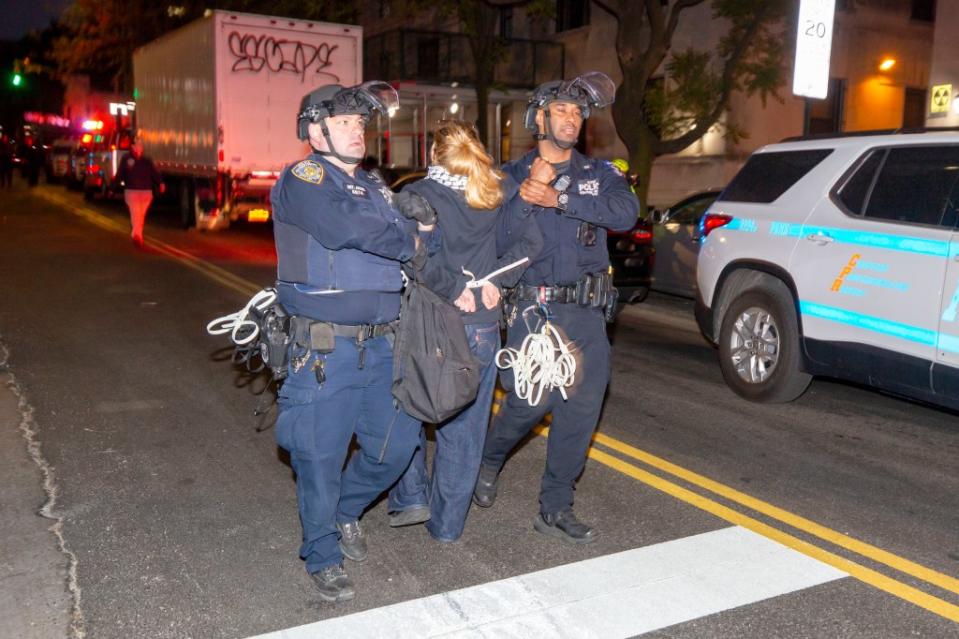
[228,31,341,82]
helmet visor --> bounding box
[561,72,616,109]
[327,82,399,118]
[356,81,399,114]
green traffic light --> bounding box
[12,73,22,87]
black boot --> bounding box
[472,464,499,508]
[534,511,597,545]
[310,564,356,602]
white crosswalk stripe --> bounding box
[244,526,847,639]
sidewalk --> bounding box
[0,362,73,638]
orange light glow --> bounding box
[879,58,896,72]
[248,209,271,223]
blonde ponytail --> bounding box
[432,120,504,210]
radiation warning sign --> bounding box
[931,84,952,115]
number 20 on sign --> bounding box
[793,0,837,100]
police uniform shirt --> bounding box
[271,153,418,325]
[502,149,638,287]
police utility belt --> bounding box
[513,272,615,308]
[289,315,395,358]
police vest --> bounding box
[274,161,405,294]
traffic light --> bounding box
[11,72,22,87]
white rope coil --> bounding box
[206,288,277,346]
[495,321,576,407]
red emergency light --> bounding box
[81,120,104,131]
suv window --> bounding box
[718,149,832,203]
[841,145,959,228]
[836,150,884,215]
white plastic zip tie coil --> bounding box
[206,288,277,346]
[496,319,576,407]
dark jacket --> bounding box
[502,148,638,286]
[115,153,163,191]
[409,174,542,324]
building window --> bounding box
[805,78,845,135]
[903,88,927,129]
[499,8,513,40]
[556,0,590,33]
[417,38,440,79]
[911,0,935,22]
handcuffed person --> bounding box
[386,119,541,543]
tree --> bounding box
[594,0,790,211]
[51,0,358,93]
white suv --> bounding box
[696,130,959,411]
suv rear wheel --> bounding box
[718,287,811,403]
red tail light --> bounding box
[700,213,733,237]
[630,228,652,244]
[87,164,101,174]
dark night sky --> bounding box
[1,0,72,41]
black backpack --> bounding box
[392,278,481,423]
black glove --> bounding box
[394,190,437,226]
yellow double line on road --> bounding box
[492,400,959,621]
[35,190,261,298]
[44,190,959,624]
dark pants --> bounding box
[388,322,501,541]
[482,303,610,515]
[276,334,421,574]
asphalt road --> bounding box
[0,181,957,638]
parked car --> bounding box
[696,129,959,411]
[608,217,654,305]
[45,137,77,184]
[649,190,721,297]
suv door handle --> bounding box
[805,232,835,245]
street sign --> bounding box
[792,0,837,99]
[930,84,952,115]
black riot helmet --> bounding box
[524,71,617,150]
[296,81,399,164]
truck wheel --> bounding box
[717,287,811,403]
[179,181,196,229]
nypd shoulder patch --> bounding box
[292,160,325,185]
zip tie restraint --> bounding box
[206,288,278,346]
[462,257,530,289]
[495,305,576,407]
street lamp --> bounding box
[878,57,896,72]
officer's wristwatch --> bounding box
[556,192,569,211]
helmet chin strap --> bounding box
[315,120,362,165]
[537,108,577,151]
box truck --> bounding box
[133,11,362,229]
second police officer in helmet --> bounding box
[271,81,434,602]
[472,72,639,543]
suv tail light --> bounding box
[699,213,733,238]
[630,227,652,244]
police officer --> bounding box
[472,72,639,543]
[271,81,432,602]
